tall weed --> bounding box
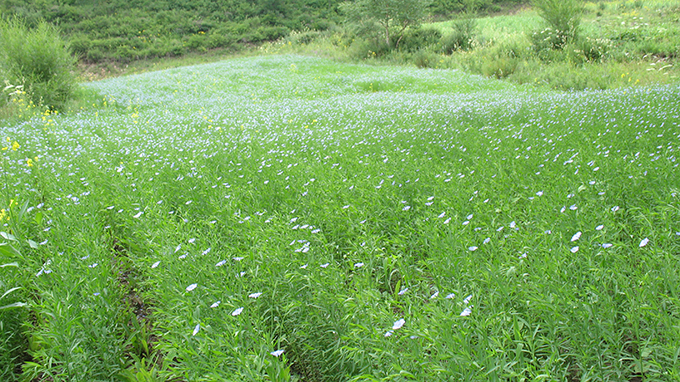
[532,0,584,48]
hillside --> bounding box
[0,0,523,64]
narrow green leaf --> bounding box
[0,301,27,310]
[1,287,22,300]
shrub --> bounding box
[412,49,439,68]
[577,37,611,63]
[206,32,234,49]
[348,38,390,59]
[441,17,477,54]
[532,0,583,49]
[399,27,442,52]
[530,27,572,52]
[0,17,77,110]
[481,55,519,78]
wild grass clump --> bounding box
[0,17,77,110]
[441,17,478,53]
[532,0,584,49]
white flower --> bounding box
[445,293,455,299]
[392,318,405,330]
[232,307,244,316]
[463,295,472,304]
[430,291,439,299]
[215,260,226,267]
[571,231,582,242]
[611,206,620,212]
[402,206,411,211]
[596,225,604,231]
[188,238,196,244]
[444,218,451,224]
[354,262,364,268]
[398,288,408,295]
[438,212,446,218]
[602,243,613,248]
[133,211,143,218]
[570,246,579,253]
[483,237,491,244]
[320,262,329,268]
[271,349,284,357]
[384,330,393,337]
[151,261,160,269]
[186,283,198,292]
[469,246,478,251]
[460,307,472,317]
[639,238,649,247]
[192,324,200,336]
[210,301,221,308]
[248,292,262,298]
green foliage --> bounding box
[341,0,430,48]
[429,0,522,17]
[0,17,76,110]
[399,27,442,52]
[0,0,346,63]
[441,16,477,53]
[411,49,440,67]
[532,0,583,49]
[1,241,27,381]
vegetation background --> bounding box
[1,0,679,381]
[1,0,678,99]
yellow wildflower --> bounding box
[27,158,33,167]
[11,141,20,151]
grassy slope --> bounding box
[2,55,680,381]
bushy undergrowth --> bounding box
[259,0,679,91]
[0,18,77,110]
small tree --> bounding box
[532,0,584,49]
[341,0,429,49]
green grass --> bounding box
[1,54,680,381]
